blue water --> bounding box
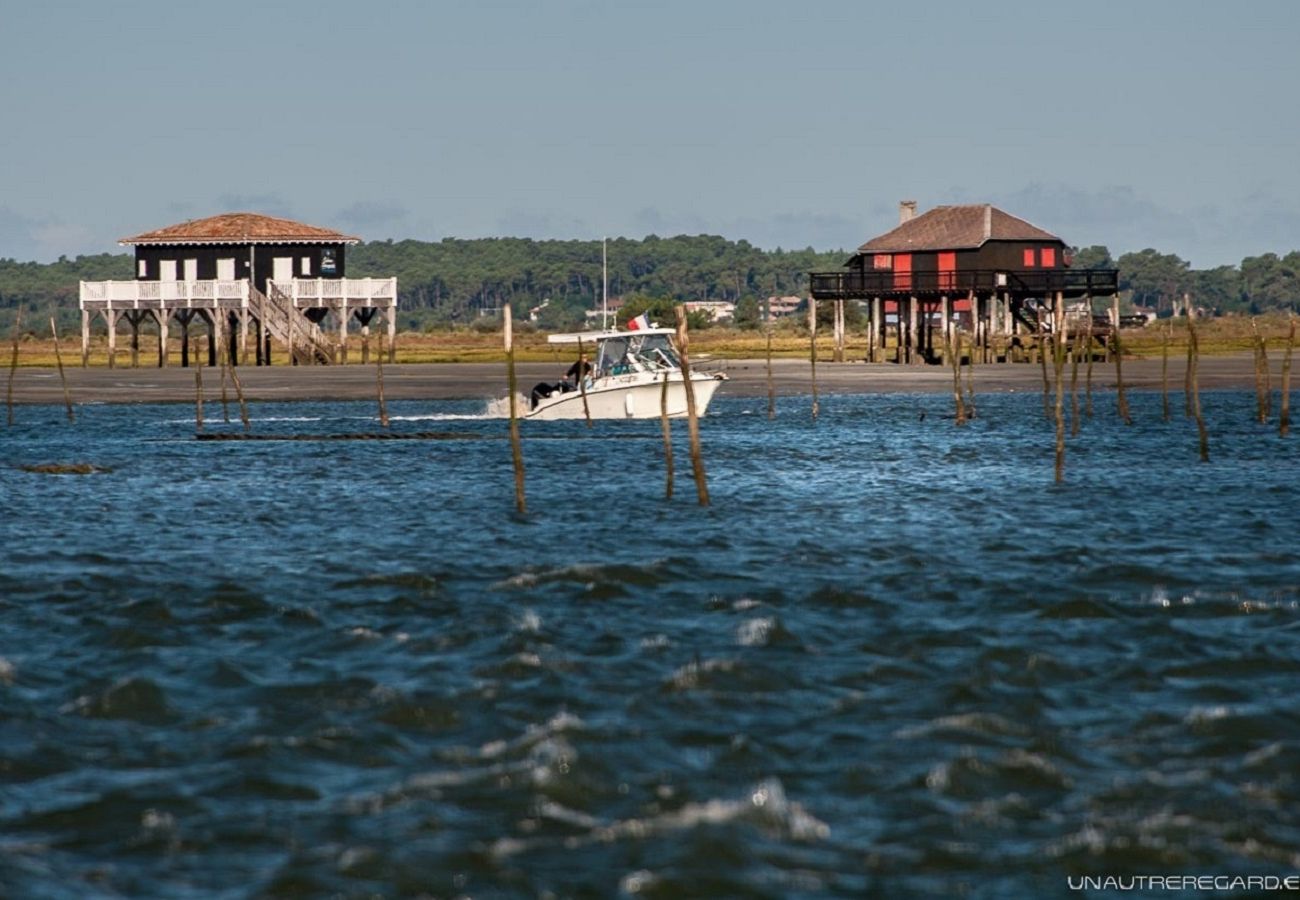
[2,390,1299,898]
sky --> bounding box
[2,0,1298,268]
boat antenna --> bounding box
[602,236,608,331]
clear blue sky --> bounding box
[2,0,1297,268]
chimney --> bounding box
[899,200,917,225]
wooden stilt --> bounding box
[206,313,217,367]
[105,309,118,369]
[338,301,348,364]
[387,305,397,364]
[870,296,881,363]
[504,304,527,515]
[157,310,169,368]
[833,298,844,362]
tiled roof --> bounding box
[858,205,1061,253]
[121,213,359,245]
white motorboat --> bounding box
[525,328,726,420]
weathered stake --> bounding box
[504,305,527,514]
[1038,316,1051,420]
[376,333,390,429]
[50,317,75,423]
[194,365,204,432]
[765,327,775,420]
[808,297,819,421]
[1280,316,1295,438]
[1188,317,1209,461]
[1113,298,1132,426]
[660,371,675,500]
[228,357,251,432]
[1084,312,1095,419]
[1069,312,1081,438]
[1053,293,1068,483]
[949,329,966,425]
[1161,321,1171,422]
[577,336,592,427]
[6,305,22,426]
[675,304,710,506]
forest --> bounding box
[2,235,1299,334]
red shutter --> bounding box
[873,254,892,269]
[893,254,912,291]
[1041,247,1056,267]
[1022,248,1036,268]
[937,251,956,290]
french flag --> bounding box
[627,312,651,331]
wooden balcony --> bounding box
[809,268,1119,301]
[80,277,398,312]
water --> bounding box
[2,390,1299,898]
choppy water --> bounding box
[2,389,1299,898]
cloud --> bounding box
[0,206,112,262]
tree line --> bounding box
[2,236,1298,334]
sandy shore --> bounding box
[2,352,1278,405]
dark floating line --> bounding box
[195,431,489,442]
[18,463,113,475]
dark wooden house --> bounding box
[811,202,1119,363]
[80,213,398,368]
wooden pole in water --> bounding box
[1084,309,1095,419]
[808,297,819,421]
[50,317,74,423]
[1161,321,1171,422]
[675,304,710,506]
[577,335,592,428]
[1113,296,1132,425]
[1188,315,1209,461]
[1038,313,1051,420]
[765,326,775,420]
[227,353,250,432]
[1280,316,1294,438]
[1069,307,1081,438]
[1053,292,1068,483]
[948,328,966,425]
[6,305,21,427]
[376,332,390,429]
[1183,312,1194,418]
[660,371,675,500]
[504,304,527,515]
[218,331,231,424]
[194,364,204,433]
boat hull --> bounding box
[524,373,723,420]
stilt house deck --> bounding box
[809,202,1120,364]
[78,213,398,368]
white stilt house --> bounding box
[78,212,398,367]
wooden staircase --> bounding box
[251,284,334,364]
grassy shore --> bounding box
[6,312,1295,368]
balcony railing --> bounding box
[269,277,398,308]
[809,268,1120,300]
[81,277,398,310]
[79,279,250,308]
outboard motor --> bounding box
[529,382,557,410]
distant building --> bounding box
[765,296,803,318]
[684,300,734,322]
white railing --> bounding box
[80,280,250,307]
[81,277,397,309]
[269,277,398,307]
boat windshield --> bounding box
[595,333,681,375]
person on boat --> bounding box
[564,353,592,390]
